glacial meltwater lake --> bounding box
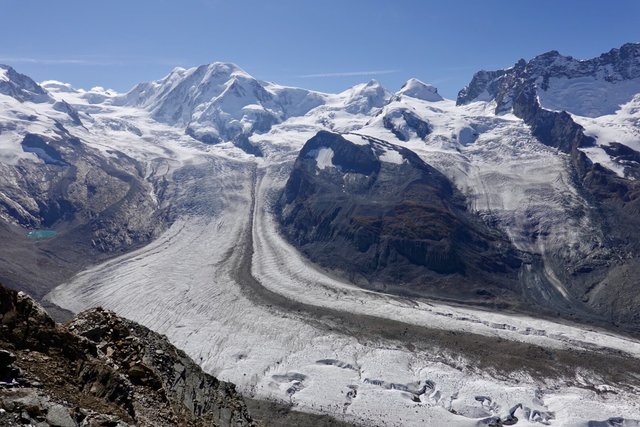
[26,230,58,239]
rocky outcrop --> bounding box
[0,283,256,426]
[381,107,432,141]
[0,122,167,301]
[5,129,162,244]
[278,131,525,302]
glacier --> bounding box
[0,49,639,425]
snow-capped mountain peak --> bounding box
[458,42,640,117]
[122,61,252,122]
[0,64,51,103]
[121,61,330,147]
[342,79,391,114]
[396,78,443,102]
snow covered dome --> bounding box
[344,79,391,114]
[397,78,443,102]
[40,80,76,93]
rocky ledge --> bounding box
[0,283,255,426]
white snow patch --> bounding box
[378,146,404,164]
[0,132,36,165]
[342,133,370,145]
[308,147,335,170]
[538,76,640,117]
[580,145,627,177]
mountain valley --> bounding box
[1,44,640,426]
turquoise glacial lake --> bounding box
[26,230,58,239]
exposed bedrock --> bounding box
[278,131,529,305]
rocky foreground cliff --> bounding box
[0,283,255,426]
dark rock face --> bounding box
[602,143,640,180]
[456,67,512,106]
[278,131,524,300]
[381,108,432,141]
[511,86,596,154]
[0,123,167,299]
[0,65,176,303]
[0,283,256,426]
[52,100,83,126]
[233,135,264,157]
[21,134,69,166]
[186,128,264,157]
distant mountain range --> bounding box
[2,42,640,426]
[1,43,639,328]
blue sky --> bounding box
[1,0,639,98]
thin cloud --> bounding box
[0,56,185,67]
[297,69,400,78]
[0,57,97,65]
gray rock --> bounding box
[46,404,76,427]
[21,410,32,423]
